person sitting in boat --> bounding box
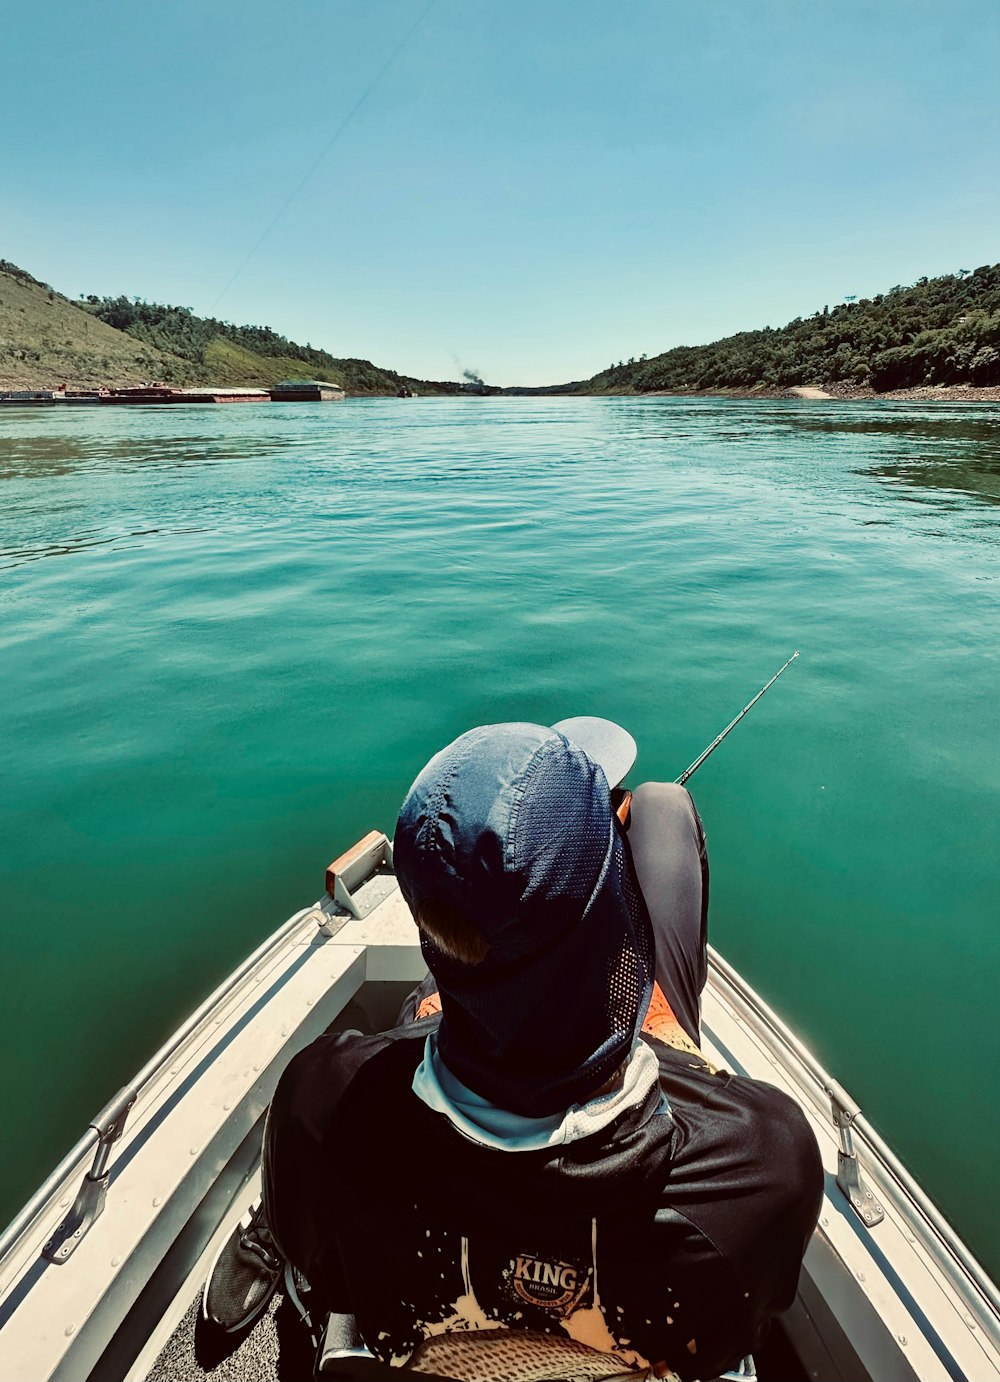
[205,720,823,1379]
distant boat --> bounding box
[100,385,180,405]
[0,389,64,406]
[99,385,270,405]
[176,387,270,404]
[0,387,105,406]
[270,379,346,402]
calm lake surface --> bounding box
[1,396,998,1273]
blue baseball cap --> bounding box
[393,721,653,1117]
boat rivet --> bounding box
[306,997,314,1007]
[856,1271,865,1281]
[152,1196,162,1207]
[223,1100,232,1111]
[820,1217,829,1228]
[65,1324,76,1337]
[111,1254,122,1267]
[897,1334,907,1346]
[964,1314,976,1329]
[59,1197,70,1209]
[169,1068,178,1076]
[190,1146,199,1156]
[253,1063,261,1073]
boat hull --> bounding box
[0,836,997,1382]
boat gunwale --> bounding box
[706,944,1000,1347]
[0,901,344,1269]
[2,850,998,1382]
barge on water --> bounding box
[0,382,346,407]
[270,378,346,402]
[100,386,270,405]
[0,386,270,405]
[0,387,105,406]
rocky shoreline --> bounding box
[3,375,999,404]
[795,382,1000,402]
[640,382,1000,403]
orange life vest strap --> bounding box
[416,981,702,1057]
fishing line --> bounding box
[210,0,438,313]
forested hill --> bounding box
[0,257,472,393]
[585,264,1000,395]
[80,295,467,394]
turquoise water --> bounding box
[1,396,998,1274]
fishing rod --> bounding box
[676,652,799,786]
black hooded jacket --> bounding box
[264,1014,823,1381]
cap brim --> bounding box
[551,716,637,789]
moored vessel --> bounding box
[270,379,346,402]
[0,388,74,406]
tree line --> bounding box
[78,296,470,395]
[586,264,1000,394]
[79,296,404,390]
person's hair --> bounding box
[417,897,491,965]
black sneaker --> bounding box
[202,1198,284,1333]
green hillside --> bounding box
[80,295,466,395]
[585,264,1000,395]
[0,259,467,394]
[0,261,197,389]
[7,253,1000,399]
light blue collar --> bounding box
[412,1033,665,1151]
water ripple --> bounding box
[1,396,998,1272]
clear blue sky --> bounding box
[3,0,998,385]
